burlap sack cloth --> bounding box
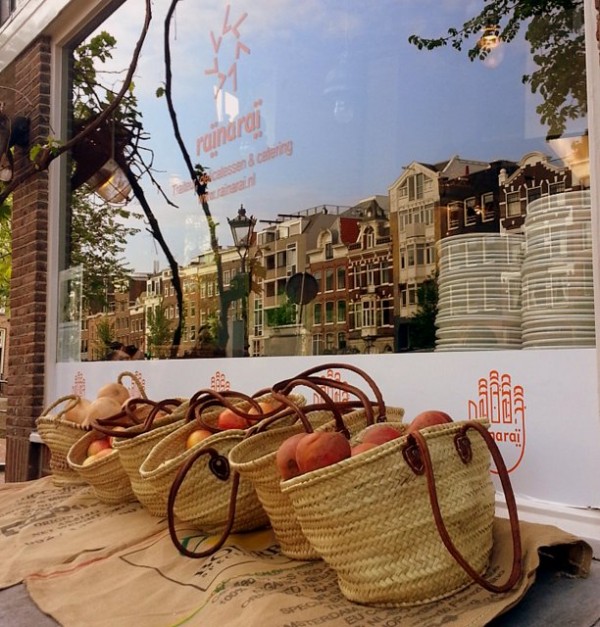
[25,514,592,627]
[0,476,167,589]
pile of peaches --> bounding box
[276,410,452,480]
[81,430,125,466]
[62,381,135,428]
[184,399,279,450]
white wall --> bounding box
[54,348,600,544]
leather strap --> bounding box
[409,421,522,593]
[167,444,239,559]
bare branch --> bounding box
[0,0,153,205]
[163,0,230,349]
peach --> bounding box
[275,432,308,480]
[217,408,249,430]
[82,448,113,466]
[83,396,122,428]
[408,410,453,433]
[64,397,92,425]
[359,424,403,445]
[109,425,128,447]
[247,400,278,422]
[295,431,351,474]
[185,428,213,449]
[86,437,112,458]
[96,382,130,406]
[351,442,379,456]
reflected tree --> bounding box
[161,1,231,351]
[71,29,185,356]
[70,188,139,312]
[146,301,173,358]
[408,0,585,138]
[409,274,438,351]
[94,316,116,359]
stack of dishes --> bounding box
[436,233,525,351]
[521,190,595,348]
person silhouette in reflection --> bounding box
[194,165,211,204]
[106,342,130,361]
[124,344,145,360]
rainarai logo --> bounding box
[196,100,262,159]
[467,370,526,473]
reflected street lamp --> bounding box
[228,204,256,356]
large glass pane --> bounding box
[61,0,591,361]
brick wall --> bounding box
[4,37,51,481]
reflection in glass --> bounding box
[62,1,591,361]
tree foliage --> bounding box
[146,302,173,358]
[70,29,185,354]
[94,315,116,359]
[69,189,140,311]
[266,296,297,327]
[409,275,438,350]
[408,0,585,138]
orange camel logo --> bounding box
[467,370,526,473]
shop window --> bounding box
[325,268,334,291]
[55,1,591,363]
[325,301,334,323]
[314,303,322,324]
[481,192,495,222]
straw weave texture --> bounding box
[36,396,90,486]
[67,430,136,504]
[281,419,495,606]
[140,418,268,533]
[229,406,405,560]
[112,401,189,516]
[137,393,294,532]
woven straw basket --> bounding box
[281,419,522,606]
[229,404,405,560]
[230,363,405,560]
[166,425,270,533]
[109,399,189,516]
[67,429,136,504]
[140,391,298,530]
[36,395,91,485]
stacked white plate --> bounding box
[436,233,525,351]
[521,190,595,349]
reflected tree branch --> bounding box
[163,0,230,351]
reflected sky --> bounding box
[91,0,585,271]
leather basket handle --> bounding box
[167,444,239,558]
[290,363,386,419]
[409,421,522,593]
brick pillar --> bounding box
[5,37,52,481]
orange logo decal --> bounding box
[128,370,146,398]
[211,371,231,392]
[312,369,350,405]
[72,371,86,397]
[467,370,526,473]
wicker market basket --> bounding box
[36,395,91,486]
[140,390,296,531]
[97,397,190,516]
[280,418,522,606]
[229,363,405,560]
[67,428,136,504]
